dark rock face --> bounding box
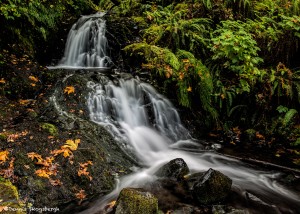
[192,168,232,204]
[155,158,189,181]
[115,188,158,214]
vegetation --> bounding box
[100,0,300,164]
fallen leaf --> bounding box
[187,86,192,92]
[0,205,8,212]
[49,179,63,186]
[29,76,39,82]
[27,152,43,162]
[64,86,75,94]
[75,189,87,200]
[35,169,52,178]
[0,150,9,164]
[0,78,5,84]
[62,139,80,151]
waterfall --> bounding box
[57,12,112,68]
[50,12,300,214]
[81,77,300,214]
[87,78,190,164]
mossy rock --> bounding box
[155,158,189,181]
[41,123,58,136]
[0,178,25,214]
[115,188,158,214]
[192,168,232,204]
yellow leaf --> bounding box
[0,150,9,164]
[187,86,192,92]
[64,86,75,94]
[29,76,39,82]
[35,169,52,178]
[106,201,116,209]
[63,148,72,158]
[19,99,31,105]
[0,78,5,84]
[62,139,80,151]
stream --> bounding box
[51,13,300,214]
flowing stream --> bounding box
[55,14,300,213]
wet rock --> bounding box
[212,205,248,214]
[0,178,25,213]
[115,188,158,214]
[155,158,189,181]
[245,192,280,214]
[192,168,232,204]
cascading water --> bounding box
[53,13,300,214]
[80,76,300,214]
[57,12,112,68]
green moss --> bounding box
[115,188,158,214]
[0,178,25,214]
[0,133,7,140]
[41,123,58,136]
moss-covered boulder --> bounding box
[192,168,232,204]
[0,178,25,214]
[115,188,158,214]
[155,158,189,181]
[41,122,58,136]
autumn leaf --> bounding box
[49,179,63,186]
[35,169,52,178]
[0,78,5,84]
[27,152,43,162]
[187,86,192,92]
[62,139,80,151]
[29,75,39,82]
[19,99,31,105]
[78,161,93,181]
[0,205,8,212]
[75,189,87,201]
[62,148,72,158]
[256,132,265,140]
[7,133,19,142]
[0,150,9,164]
[64,86,75,94]
[105,201,116,210]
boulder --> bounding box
[155,158,189,181]
[192,168,232,204]
[115,188,158,214]
[0,178,25,214]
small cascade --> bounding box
[58,13,112,68]
[87,78,190,164]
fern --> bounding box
[283,109,298,126]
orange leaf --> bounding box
[49,179,63,186]
[0,150,9,164]
[35,169,52,178]
[105,200,116,210]
[75,189,87,200]
[0,78,5,84]
[29,75,39,82]
[27,152,43,162]
[0,205,8,212]
[64,86,75,94]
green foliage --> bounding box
[0,0,96,54]
[210,20,263,93]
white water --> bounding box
[82,77,300,213]
[56,12,112,68]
